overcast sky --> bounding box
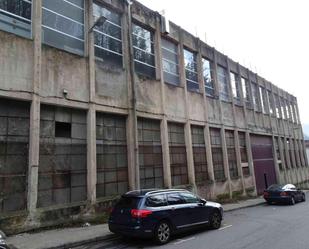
[138,0,309,126]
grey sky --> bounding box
[138,0,309,124]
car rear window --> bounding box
[115,197,142,209]
[267,184,283,191]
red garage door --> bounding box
[251,135,277,195]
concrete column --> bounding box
[298,139,306,167]
[185,122,196,185]
[221,128,232,198]
[272,136,281,184]
[278,137,288,183]
[28,96,40,215]
[27,0,42,216]
[87,105,96,203]
[204,126,215,182]
[161,118,172,188]
[245,132,257,196]
[234,130,246,195]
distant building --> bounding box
[0,0,308,234]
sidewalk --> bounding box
[6,197,266,249]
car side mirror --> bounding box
[200,199,207,205]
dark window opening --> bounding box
[55,122,71,138]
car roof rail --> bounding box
[145,189,189,196]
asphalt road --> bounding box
[73,193,309,249]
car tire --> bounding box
[302,194,306,202]
[266,200,272,205]
[209,210,221,229]
[290,196,295,205]
[155,220,171,245]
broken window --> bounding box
[241,77,252,109]
[184,49,199,92]
[202,58,215,97]
[210,128,225,181]
[267,90,274,115]
[239,131,250,176]
[38,105,87,207]
[217,65,229,101]
[0,99,30,213]
[251,83,260,111]
[0,0,32,38]
[274,137,282,170]
[138,118,163,189]
[191,126,208,183]
[132,23,155,78]
[55,122,71,138]
[168,122,188,186]
[161,38,180,86]
[96,113,128,197]
[42,0,85,55]
[93,2,122,66]
[225,130,238,178]
[230,72,241,105]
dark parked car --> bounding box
[263,184,306,205]
[109,189,223,244]
[0,231,9,249]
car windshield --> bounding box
[114,197,142,209]
[267,184,283,191]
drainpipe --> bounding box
[126,0,140,189]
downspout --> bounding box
[126,0,140,189]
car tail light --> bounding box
[263,191,269,198]
[131,209,152,218]
[280,192,288,197]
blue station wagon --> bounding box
[108,189,223,244]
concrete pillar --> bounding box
[234,130,246,195]
[161,118,172,188]
[272,136,281,184]
[185,122,196,185]
[126,113,137,190]
[27,0,42,217]
[298,139,306,167]
[278,136,288,183]
[27,96,40,215]
[221,128,232,198]
[204,125,215,182]
[156,17,172,189]
[87,105,97,203]
[245,132,257,196]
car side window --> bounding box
[146,194,167,207]
[180,192,200,204]
[167,193,186,205]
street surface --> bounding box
[72,192,309,249]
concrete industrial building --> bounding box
[0,0,308,233]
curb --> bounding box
[223,200,266,212]
[29,234,117,249]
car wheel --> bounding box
[290,196,295,205]
[210,210,221,229]
[302,194,306,202]
[155,221,171,245]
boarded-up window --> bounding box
[191,126,208,183]
[225,130,238,178]
[168,123,188,186]
[239,132,250,176]
[38,105,87,207]
[0,99,29,213]
[138,118,163,189]
[96,113,128,197]
[210,128,225,181]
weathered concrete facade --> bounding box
[0,0,308,234]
